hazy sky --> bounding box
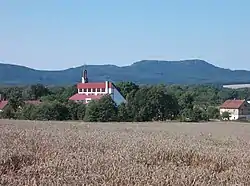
[0,0,249,70]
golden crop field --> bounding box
[1,120,250,185]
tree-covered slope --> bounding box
[1,59,250,85]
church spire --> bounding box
[82,63,88,83]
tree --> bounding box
[66,101,86,120]
[33,102,69,121]
[218,89,238,102]
[8,88,25,113]
[126,85,179,122]
[67,101,80,120]
[180,108,193,122]
[207,106,220,119]
[147,85,179,121]
[115,82,139,99]
[76,103,86,120]
[1,105,15,119]
[59,85,78,102]
[191,107,209,122]
[180,107,209,122]
[179,92,194,110]
[18,104,37,120]
[117,103,130,121]
[84,95,118,122]
[40,85,77,103]
[30,84,49,100]
[221,111,231,120]
[126,86,151,121]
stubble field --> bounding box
[1,120,250,185]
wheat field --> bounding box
[1,120,250,185]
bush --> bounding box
[207,106,220,119]
[180,107,209,122]
[221,111,231,120]
[18,104,37,120]
[84,95,118,122]
[117,102,132,122]
[1,105,15,119]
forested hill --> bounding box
[1,59,250,85]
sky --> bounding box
[0,0,249,70]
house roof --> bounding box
[220,99,245,109]
[0,100,42,110]
[69,93,104,101]
[77,82,113,89]
[0,101,8,110]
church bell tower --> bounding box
[82,64,88,83]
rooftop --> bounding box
[0,100,42,110]
[69,94,103,102]
[220,99,246,109]
[0,101,8,110]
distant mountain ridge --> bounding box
[0,59,250,85]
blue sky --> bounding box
[0,0,249,70]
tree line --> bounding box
[1,82,250,122]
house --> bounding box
[219,99,250,120]
[69,69,126,105]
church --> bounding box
[69,69,126,105]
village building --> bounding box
[219,99,250,120]
[69,69,126,105]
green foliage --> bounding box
[31,102,69,121]
[18,104,37,120]
[1,82,250,122]
[41,86,77,103]
[191,107,209,122]
[66,101,86,120]
[117,103,131,122]
[84,95,118,122]
[30,84,49,100]
[221,111,231,120]
[179,92,194,110]
[207,106,220,119]
[76,103,86,120]
[180,107,209,122]
[127,85,179,121]
[1,105,15,119]
[8,89,25,112]
[115,81,139,98]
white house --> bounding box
[219,99,250,120]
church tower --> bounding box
[81,65,88,83]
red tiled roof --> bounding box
[77,82,112,89]
[0,101,8,110]
[220,99,245,109]
[0,100,42,110]
[69,93,104,101]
